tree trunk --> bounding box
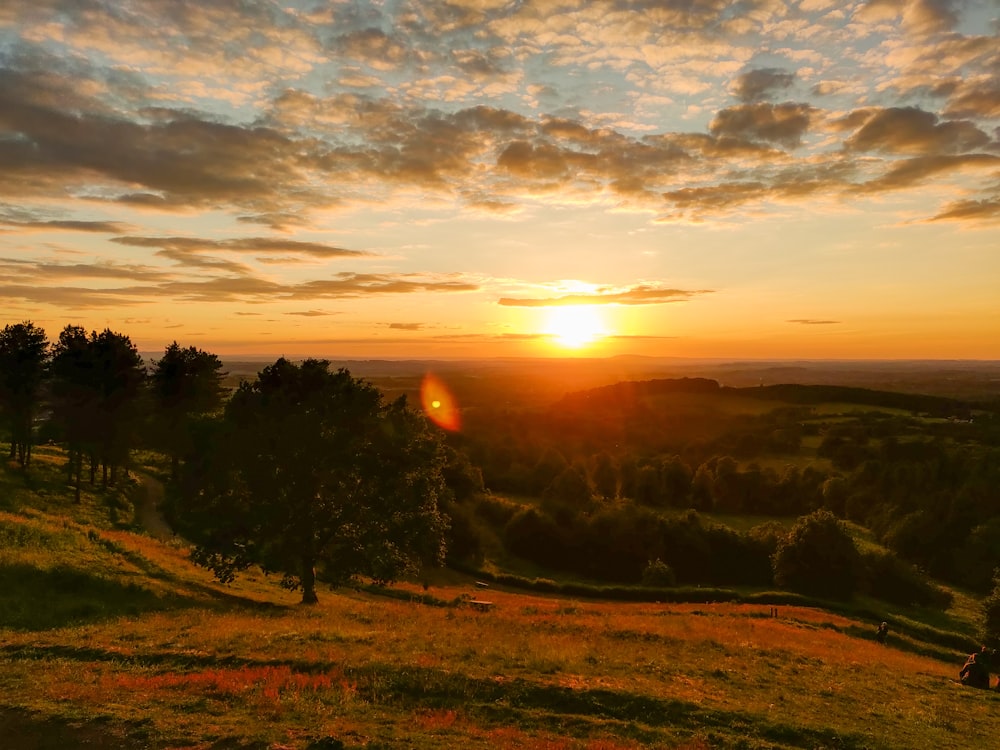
[74,451,82,504]
[300,556,319,604]
[171,454,180,484]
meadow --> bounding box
[3,449,1000,750]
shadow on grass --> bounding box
[0,563,189,631]
[0,707,272,750]
[0,707,155,750]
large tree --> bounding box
[0,322,49,469]
[182,358,448,604]
[150,342,225,481]
[50,327,145,497]
[772,509,863,600]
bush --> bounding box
[861,549,952,610]
[641,558,676,587]
[772,510,862,600]
[503,508,565,568]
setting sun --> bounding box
[542,306,609,349]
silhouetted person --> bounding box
[959,646,991,689]
[875,622,889,644]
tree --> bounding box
[590,452,619,500]
[181,358,447,604]
[49,326,96,500]
[50,327,145,495]
[0,322,49,469]
[982,571,1000,649]
[88,329,146,486]
[772,510,863,600]
[150,342,226,481]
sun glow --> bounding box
[542,305,609,349]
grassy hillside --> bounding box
[3,453,1000,749]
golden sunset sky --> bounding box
[1,0,998,360]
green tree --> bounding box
[89,329,146,486]
[772,509,863,600]
[49,325,97,500]
[982,571,1000,649]
[181,358,447,604]
[50,327,145,496]
[150,342,226,481]
[590,452,619,500]
[0,321,49,469]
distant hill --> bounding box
[732,383,975,417]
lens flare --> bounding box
[420,372,461,431]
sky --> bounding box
[1,0,998,361]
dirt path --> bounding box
[132,472,174,540]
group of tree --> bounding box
[0,320,451,604]
[454,381,1000,594]
[0,321,226,500]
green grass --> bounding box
[2,453,998,749]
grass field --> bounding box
[2,454,999,749]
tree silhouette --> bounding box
[0,321,49,469]
[150,342,225,481]
[772,510,862,600]
[50,327,145,497]
[182,358,447,604]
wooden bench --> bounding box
[468,599,494,612]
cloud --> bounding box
[111,236,370,260]
[927,196,1000,223]
[285,310,340,317]
[855,0,960,35]
[0,215,133,233]
[731,68,796,102]
[498,285,712,307]
[388,322,425,330]
[0,257,173,283]
[855,153,1000,193]
[0,268,480,309]
[943,81,1000,120]
[0,67,316,211]
[787,319,841,325]
[842,107,991,155]
[334,28,417,70]
[709,103,814,148]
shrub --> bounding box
[503,508,565,568]
[772,510,862,600]
[861,549,952,610]
[642,558,676,587]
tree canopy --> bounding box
[181,358,448,604]
[49,326,145,497]
[150,342,226,480]
[772,510,863,600]
[0,321,49,469]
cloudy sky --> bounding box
[1,0,998,360]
